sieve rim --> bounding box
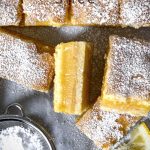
[0,103,56,150]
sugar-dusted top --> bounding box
[0,31,54,92]
[76,101,138,149]
[0,0,21,25]
[120,0,150,28]
[106,35,150,101]
[72,0,119,25]
[23,0,68,25]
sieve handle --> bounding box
[4,103,25,117]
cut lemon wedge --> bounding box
[118,123,150,150]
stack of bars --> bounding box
[0,0,150,28]
[76,36,150,149]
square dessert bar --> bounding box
[76,100,139,150]
[23,0,69,26]
[120,0,150,28]
[101,35,150,116]
[0,29,54,92]
[71,0,120,26]
[0,0,22,26]
[54,42,93,115]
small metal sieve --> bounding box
[0,103,56,150]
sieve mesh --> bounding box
[0,119,53,150]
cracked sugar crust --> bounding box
[23,0,68,25]
[0,0,22,26]
[71,0,119,25]
[120,0,150,28]
[76,100,139,149]
[0,31,54,92]
[105,36,150,101]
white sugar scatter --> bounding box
[0,0,21,25]
[0,32,54,91]
[120,0,150,28]
[107,36,150,101]
[90,110,123,143]
[0,126,43,150]
[72,0,119,25]
[77,101,138,149]
[23,0,68,24]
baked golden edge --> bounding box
[23,1,70,27]
[0,28,55,92]
[100,35,150,116]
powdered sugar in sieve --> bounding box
[0,126,43,150]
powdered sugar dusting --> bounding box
[106,36,150,101]
[0,0,21,26]
[72,0,119,25]
[0,126,43,150]
[0,32,54,92]
[120,0,150,28]
[23,0,68,25]
[76,101,138,149]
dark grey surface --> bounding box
[0,26,150,150]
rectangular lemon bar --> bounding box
[71,0,119,26]
[76,100,139,150]
[0,0,22,26]
[54,42,93,115]
[120,0,150,28]
[23,0,69,26]
[0,29,54,92]
[101,35,150,116]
